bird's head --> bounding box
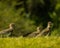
[9,23,15,29]
[47,21,53,28]
[37,26,43,32]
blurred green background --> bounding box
[0,0,60,36]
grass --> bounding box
[0,1,60,48]
[0,37,60,48]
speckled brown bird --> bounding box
[36,22,52,37]
[0,23,15,37]
[27,26,42,37]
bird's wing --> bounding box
[36,29,47,37]
[0,28,13,34]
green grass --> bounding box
[0,37,60,48]
[0,1,60,48]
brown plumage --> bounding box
[0,23,15,37]
[36,22,52,37]
[27,26,42,37]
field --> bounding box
[0,37,60,48]
[0,0,60,48]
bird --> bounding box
[36,21,52,37]
[26,26,43,37]
[0,23,15,37]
